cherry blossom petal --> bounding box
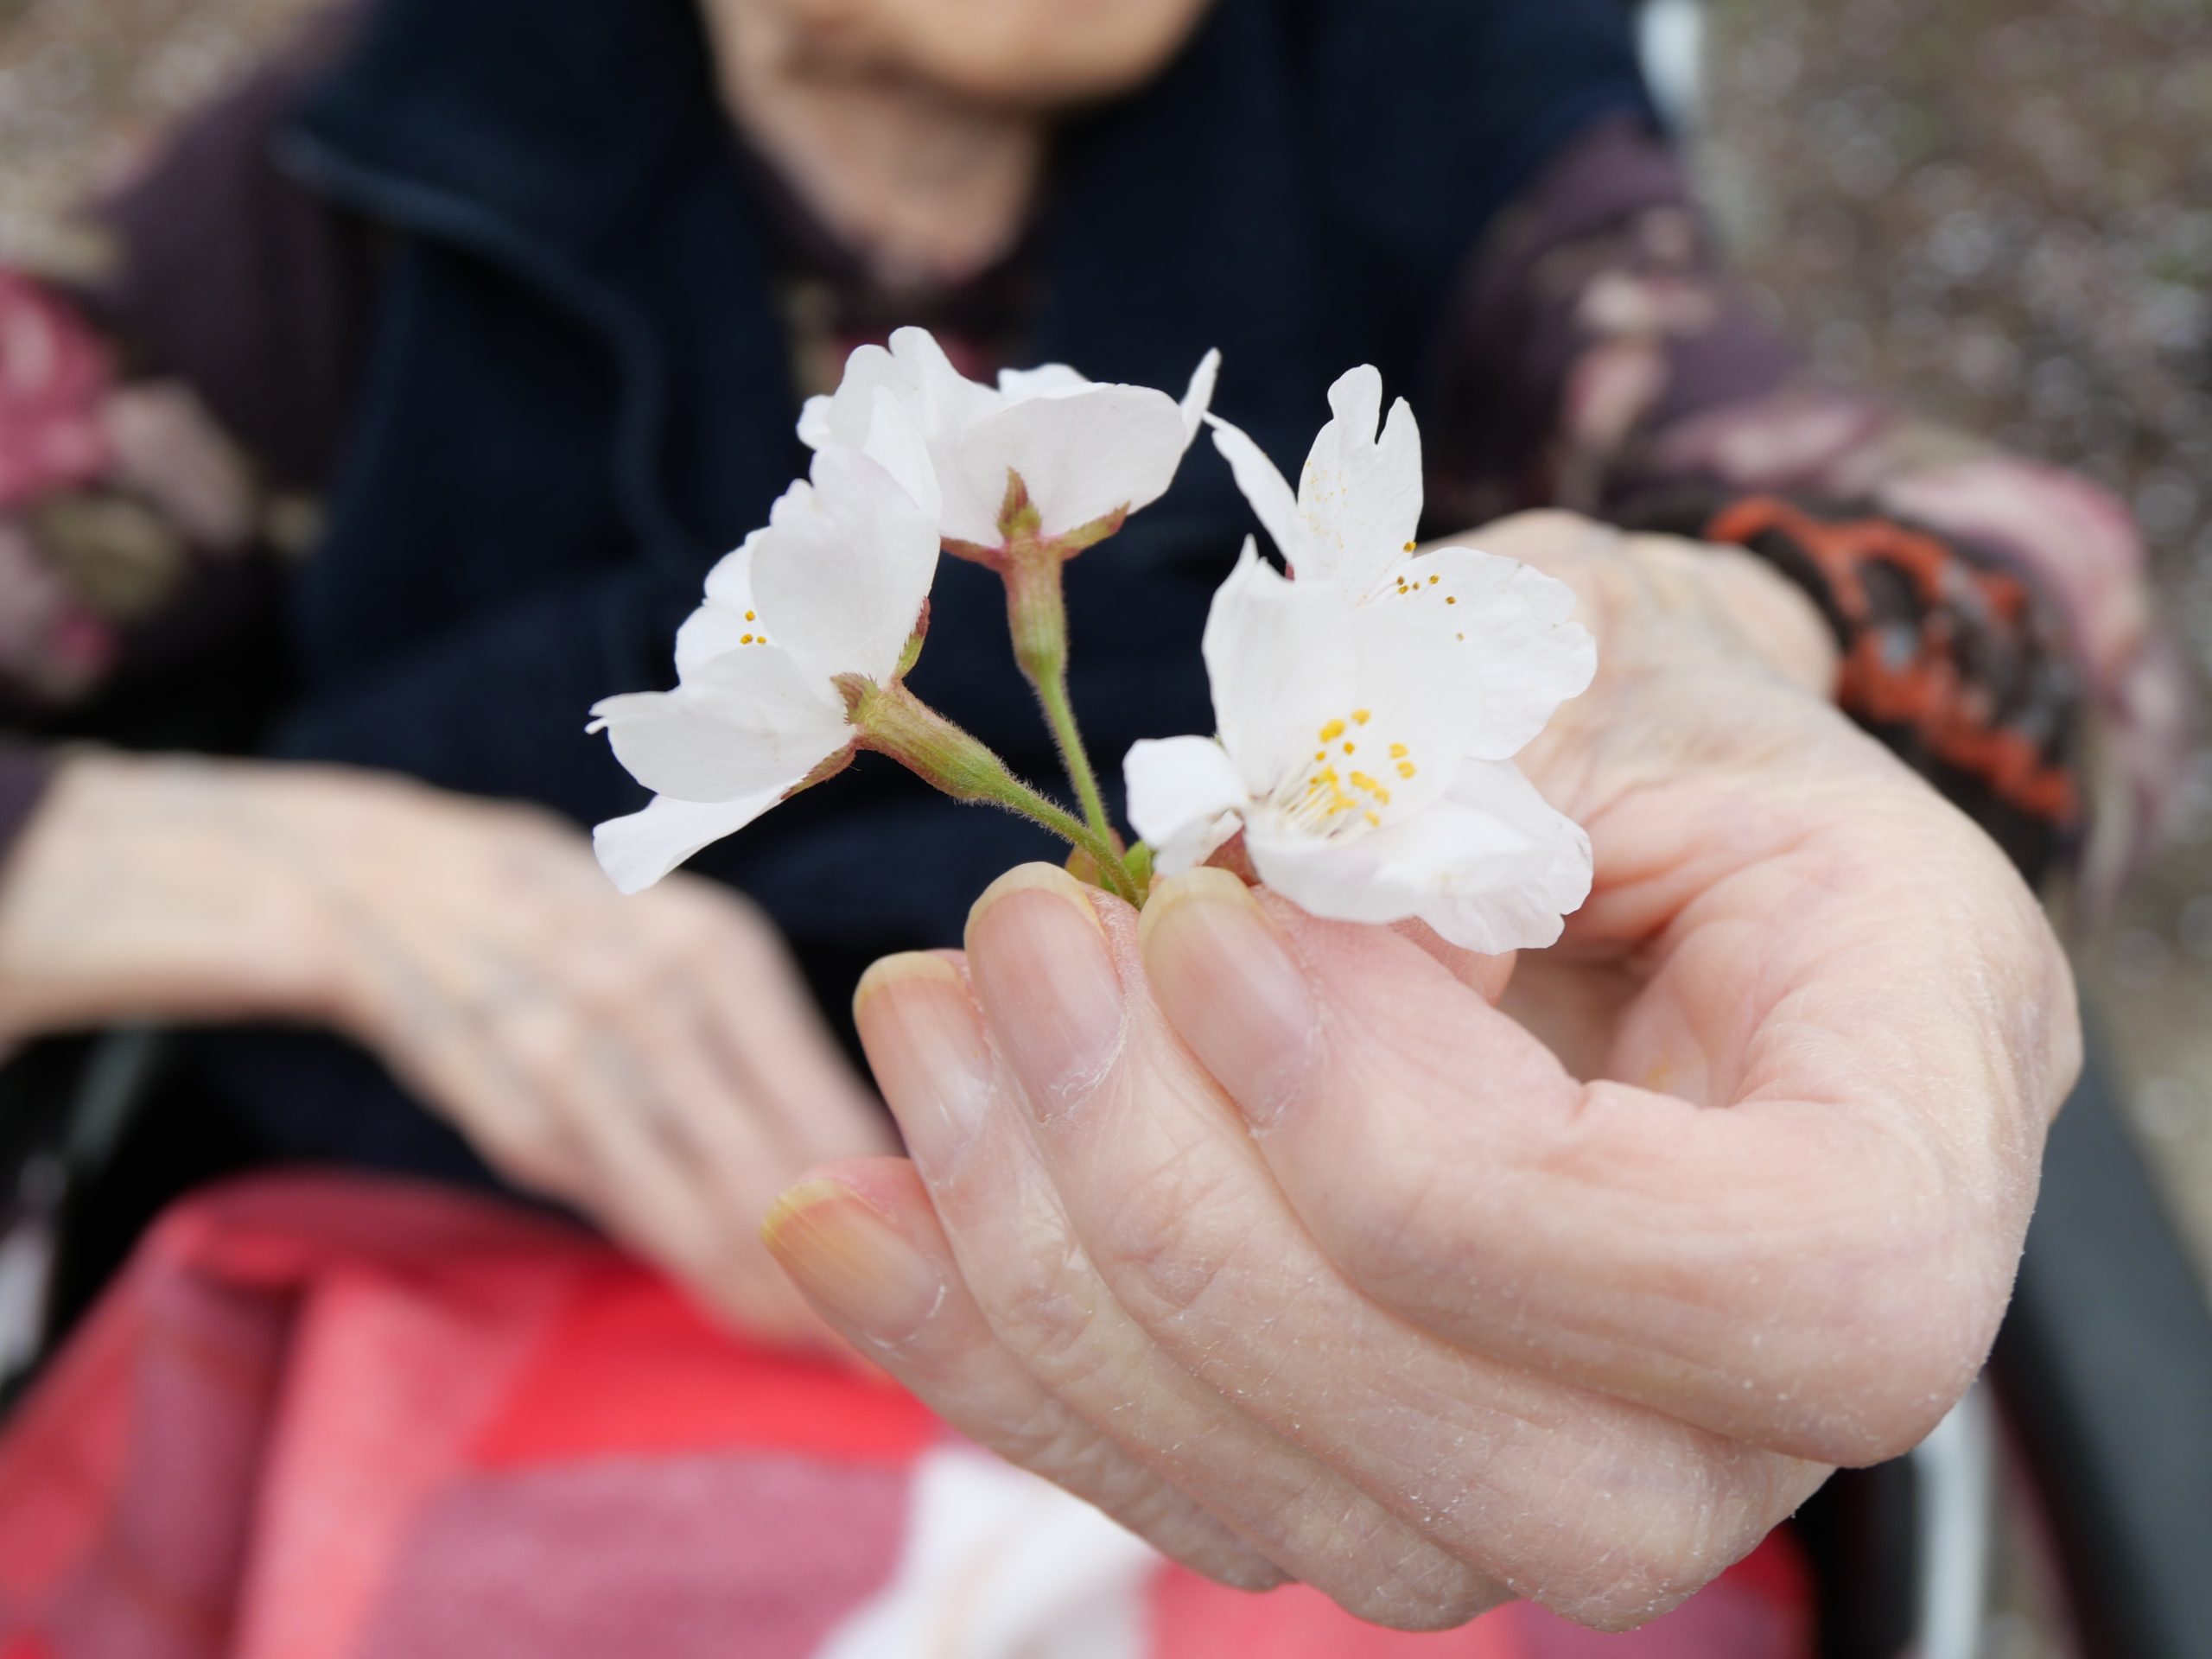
[857,386,942,521]
[1375,544,1595,759]
[1124,734,1249,874]
[749,447,938,685]
[588,645,849,804]
[1198,540,1351,797]
[593,789,789,894]
[799,330,995,518]
[1246,758,1587,950]
[802,330,999,457]
[1338,602,1492,822]
[674,535,765,676]
[1178,349,1221,447]
[674,602,747,677]
[1206,417,1312,572]
[996,363,1094,401]
[1408,760,1593,952]
[797,345,887,451]
[953,385,1190,543]
[1294,365,1423,589]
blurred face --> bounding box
[717,0,1217,106]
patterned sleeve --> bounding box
[1431,113,2188,893]
[0,264,302,861]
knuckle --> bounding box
[1289,1484,1503,1632]
[561,955,639,1018]
[982,1236,1122,1396]
[1092,1139,1251,1321]
[989,1396,1130,1499]
[1779,1197,2007,1465]
[1332,1144,1453,1292]
[1532,1445,1786,1630]
[1323,1548,1501,1633]
[475,1117,574,1192]
[511,1020,585,1086]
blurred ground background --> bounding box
[1,0,2209,1290]
[1693,0,2212,1292]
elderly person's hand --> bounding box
[760,512,2082,1629]
[0,760,889,1345]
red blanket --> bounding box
[0,1176,1811,1657]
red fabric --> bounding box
[471,1268,937,1470]
[0,1175,1815,1657]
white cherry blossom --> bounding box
[1209,365,1595,760]
[799,326,1219,550]
[590,442,938,893]
[1125,542,1592,954]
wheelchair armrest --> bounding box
[1993,1052,2212,1659]
[0,1028,169,1403]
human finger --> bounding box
[1139,863,2063,1465]
[763,1155,1290,1592]
[686,890,896,1167]
[493,996,737,1295]
[962,867,1821,1627]
[850,946,1505,1630]
[604,986,839,1342]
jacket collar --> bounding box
[283,0,1326,555]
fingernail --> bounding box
[762,1179,944,1347]
[964,864,1124,1118]
[854,953,994,1170]
[1139,869,1315,1129]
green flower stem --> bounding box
[1004,545,1119,856]
[844,677,1141,905]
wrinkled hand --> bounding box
[1,759,889,1339]
[761,512,2081,1629]
[283,777,894,1343]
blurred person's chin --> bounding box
[728,0,1217,106]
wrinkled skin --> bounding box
[0,761,890,1345]
[764,512,2081,1630]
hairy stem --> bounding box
[1004,546,1119,855]
[845,678,1140,904]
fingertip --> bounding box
[1135,863,1266,953]
[965,861,1109,947]
[761,1166,946,1348]
[1137,868,1315,1131]
[851,958,995,1168]
[963,861,1128,1115]
[854,950,966,1025]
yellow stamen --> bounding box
[1319,718,1346,741]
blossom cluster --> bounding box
[590,329,1594,952]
